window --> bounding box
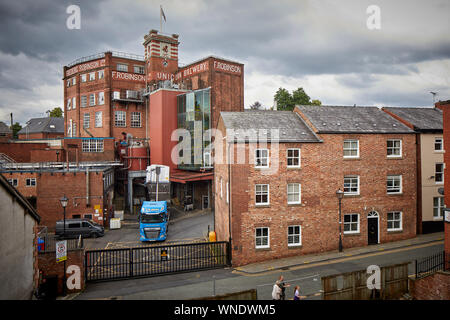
[89,93,96,106]
[82,139,104,152]
[255,184,269,205]
[435,138,443,151]
[83,113,90,128]
[387,139,402,157]
[387,211,402,231]
[84,214,93,220]
[387,175,402,194]
[344,176,359,195]
[72,122,77,137]
[255,227,269,249]
[435,163,444,183]
[67,80,70,87]
[68,222,80,229]
[288,225,301,246]
[134,65,145,74]
[131,112,141,128]
[343,140,359,158]
[113,91,120,99]
[81,74,87,82]
[98,70,104,79]
[89,72,95,81]
[287,148,300,168]
[98,91,105,105]
[204,152,212,168]
[115,111,126,127]
[287,183,301,204]
[67,99,71,110]
[81,95,87,108]
[255,148,269,168]
[72,215,81,219]
[8,179,18,187]
[433,197,445,219]
[344,214,359,234]
[72,97,76,109]
[72,77,76,85]
[26,178,36,187]
[95,112,102,128]
[117,63,128,72]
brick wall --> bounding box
[215,120,417,266]
[0,142,50,162]
[442,101,450,258]
[63,138,115,162]
[38,249,85,295]
[409,271,450,300]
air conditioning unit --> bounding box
[126,90,138,99]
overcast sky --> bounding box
[0,0,449,125]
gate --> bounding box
[85,241,230,282]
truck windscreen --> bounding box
[141,213,165,223]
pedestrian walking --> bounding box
[293,285,300,300]
[272,280,282,300]
[277,275,290,300]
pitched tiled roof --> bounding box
[295,105,414,134]
[382,107,442,131]
[18,117,64,135]
[0,121,11,134]
[220,110,321,143]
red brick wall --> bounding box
[215,123,417,266]
[30,149,62,162]
[38,249,85,295]
[63,138,115,162]
[410,272,450,300]
[5,172,38,198]
[18,132,63,140]
[0,142,49,162]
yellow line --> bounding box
[232,240,444,277]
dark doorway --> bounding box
[368,217,378,245]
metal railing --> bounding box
[66,51,144,68]
[85,241,230,282]
[38,234,84,253]
[415,251,449,279]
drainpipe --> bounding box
[86,168,90,206]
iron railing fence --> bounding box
[85,241,230,282]
[415,251,449,279]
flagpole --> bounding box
[160,5,162,33]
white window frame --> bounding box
[81,95,87,108]
[134,65,145,74]
[343,140,359,158]
[433,197,445,219]
[98,70,104,79]
[255,148,269,168]
[435,163,444,184]
[287,148,301,168]
[435,137,443,152]
[117,63,128,72]
[72,77,76,85]
[89,72,95,81]
[287,225,301,247]
[387,211,402,231]
[81,74,87,82]
[387,175,402,194]
[287,183,301,204]
[72,97,76,109]
[130,112,141,128]
[98,91,105,105]
[343,213,360,234]
[26,178,36,187]
[89,93,96,106]
[67,80,70,87]
[387,139,402,158]
[115,111,126,127]
[83,113,90,128]
[81,139,104,153]
[113,91,120,99]
[67,99,71,110]
[95,111,102,128]
[344,175,360,195]
[255,227,270,249]
[255,184,270,206]
[8,178,18,187]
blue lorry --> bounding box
[139,201,169,242]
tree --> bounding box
[48,107,63,118]
[273,87,321,111]
[11,122,22,139]
[249,101,263,110]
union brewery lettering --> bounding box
[182,61,209,77]
[213,60,241,74]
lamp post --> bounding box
[336,189,344,252]
[59,194,68,296]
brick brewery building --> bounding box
[215,106,417,266]
[62,29,244,211]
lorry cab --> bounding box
[139,201,169,242]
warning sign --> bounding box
[56,240,67,263]
[161,249,168,261]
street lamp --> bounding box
[59,194,68,296]
[336,189,344,252]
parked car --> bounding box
[55,218,104,239]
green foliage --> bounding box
[11,122,22,139]
[48,107,63,118]
[274,87,321,110]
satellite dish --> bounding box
[438,187,444,195]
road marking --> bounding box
[232,240,444,277]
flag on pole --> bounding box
[160,5,166,22]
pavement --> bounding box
[233,231,445,275]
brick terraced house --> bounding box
[215,106,417,266]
